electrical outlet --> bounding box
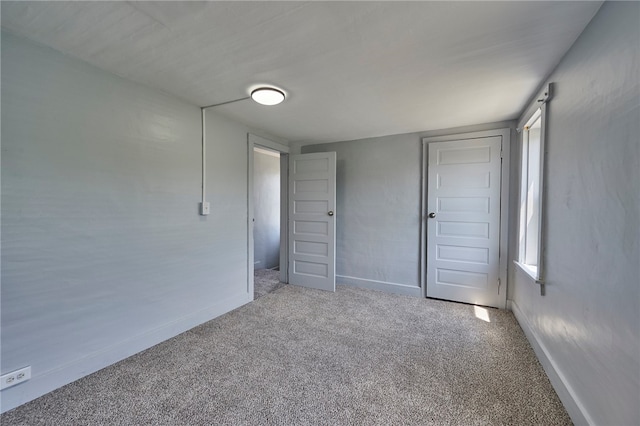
[200,201,210,215]
[1,366,31,390]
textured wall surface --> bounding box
[510,3,639,424]
[1,33,258,411]
[253,150,280,270]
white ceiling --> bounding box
[1,1,602,144]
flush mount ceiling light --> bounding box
[250,87,285,106]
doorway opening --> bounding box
[248,134,290,301]
[252,146,285,298]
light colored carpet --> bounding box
[1,285,571,425]
[254,269,285,299]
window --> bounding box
[516,84,551,284]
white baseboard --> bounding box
[510,301,594,426]
[337,275,422,297]
[0,291,251,414]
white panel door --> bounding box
[427,137,504,308]
[289,152,336,292]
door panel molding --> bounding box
[421,128,510,308]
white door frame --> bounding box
[247,134,290,300]
[420,128,511,307]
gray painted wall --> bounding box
[302,122,515,296]
[510,3,639,425]
[1,33,266,411]
[253,150,280,270]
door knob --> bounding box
[428,212,436,218]
[328,211,334,216]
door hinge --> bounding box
[497,278,501,295]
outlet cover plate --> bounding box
[1,366,31,390]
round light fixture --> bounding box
[250,87,285,106]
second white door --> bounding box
[426,136,505,308]
[288,152,336,292]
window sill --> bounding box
[514,261,543,284]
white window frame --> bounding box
[515,84,551,288]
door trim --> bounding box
[420,128,511,307]
[247,134,290,300]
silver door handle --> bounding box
[428,212,436,218]
[328,211,334,216]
